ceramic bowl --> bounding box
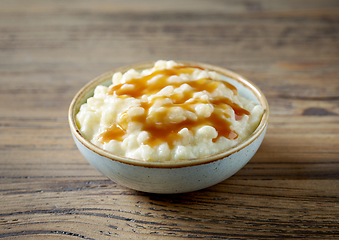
[68,61,269,194]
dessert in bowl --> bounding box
[69,60,269,193]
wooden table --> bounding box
[1,0,338,239]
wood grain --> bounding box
[0,0,338,239]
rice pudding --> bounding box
[76,60,264,162]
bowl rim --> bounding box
[69,61,269,168]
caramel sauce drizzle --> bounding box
[99,66,250,148]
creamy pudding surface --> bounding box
[76,60,264,162]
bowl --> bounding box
[68,61,269,194]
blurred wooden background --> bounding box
[0,0,338,239]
